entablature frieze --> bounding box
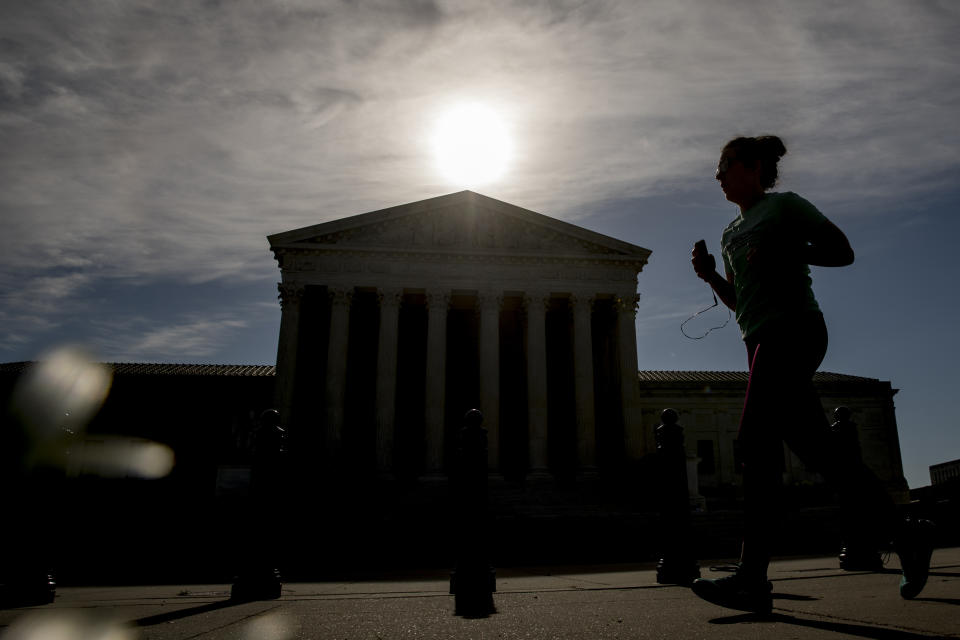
[274,252,642,289]
[272,247,648,273]
[274,280,633,311]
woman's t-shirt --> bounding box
[721,192,828,339]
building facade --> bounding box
[931,459,960,486]
[268,191,652,480]
[635,371,909,503]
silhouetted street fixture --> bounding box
[231,409,285,601]
[833,406,885,572]
[654,408,701,585]
[450,409,496,616]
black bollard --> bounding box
[231,409,285,601]
[450,409,496,616]
[0,419,60,607]
[654,408,701,585]
[832,407,885,572]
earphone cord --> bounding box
[680,292,732,340]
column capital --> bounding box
[425,289,451,312]
[522,290,551,312]
[614,293,640,314]
[277,282,305,310]
[477,290,504,312]
[377,288,404,309]
[329,287,353,307]
[569,293,597,311]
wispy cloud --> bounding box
[91,313,250,362]
[1,0,958,360]
[0,271,92,350]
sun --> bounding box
[432,103,512,187]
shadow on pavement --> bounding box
[134,599,243,626]
[771,592,819,601]
[913,597,960,606]
[710,612,949,639]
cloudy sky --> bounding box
[2,0,958,488]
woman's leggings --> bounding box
[738,312,899,578]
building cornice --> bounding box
[272,245,649,271]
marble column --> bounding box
[478,291,501,471]
[375,288,403,474]
[324,287,352,462]
[424,289,450,472]
[616,293,645,459]
[571,293,597,470]
[524,291,549,473]
[275,282,304,432]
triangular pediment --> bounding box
[268,191,650,260]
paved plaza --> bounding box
[1,548,958,639]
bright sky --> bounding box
[2,1,958,489]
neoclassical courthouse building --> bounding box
[266,191,908,498]
[269,190,649,481]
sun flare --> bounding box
[432,103,512,187]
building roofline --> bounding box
[0,362,277,377]
[2,362,888,386]
[267,190,651,261]
[635,370,885,384]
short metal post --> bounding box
[450,409,496,616]
[654,408,701,585]
[231,409,285,600]
[832,406,884,572]
[0,419,61,607]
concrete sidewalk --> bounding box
[1,548,957,639]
